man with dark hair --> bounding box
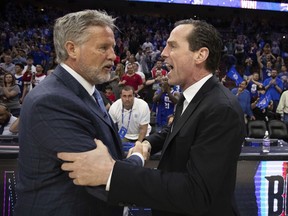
[264,68,283,112]
[109,85,151,143]
[59,19,246,216]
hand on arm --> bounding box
[58,139,115,186]
[2,87,18,98]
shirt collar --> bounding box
[60,63,95,96]
[183,74,213,104]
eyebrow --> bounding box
[167,41,176,46]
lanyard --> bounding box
[121,107,132,131]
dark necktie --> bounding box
[173,93,185,126]
[93,89,108,119]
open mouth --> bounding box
[165,63,174,70]
[104,65,113,71]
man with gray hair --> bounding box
[15,10,141,216]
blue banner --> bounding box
[227,66,244,86]
[256,93,271,110]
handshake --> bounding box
[57,139,152,186]
[127,140,151,160]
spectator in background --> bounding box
[139,47,155,79]
[107,62,125,100]
[259,59,273,82]
[278,64,288,91]
[135,46,153,79]
[12,49,27,65]
[28,45,47,67]
[0,103,18,135]
[257,43,276,81]
[14,63,24,98]
[151,59,167,78]
[23,56,36,74]
[264,68,283,112]
[46,50,58,75]
[109,85,151,143]
[21,67,33,103]
[124,54,142,72]
[271,41,281,57]
[120,48,131,65]
[251,85,274,121]
[0,54,15,74]
[142,37,154,52]
[104,85,116,103]
[246,71,263,99]
[231,80,255,122]
[9,116,19,134]
[153,77,180,130]
[243,57,254,79]
[277,89,288,126]
[0,72,21,117]
[32,64,46,87]
[275,56,284,73]
[119,63,144,96]
[132,62,146,83]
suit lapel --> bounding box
[160,76,219,160]
[53,66,123,157]
[53,66,112,127]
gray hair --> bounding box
[53,10,116,63]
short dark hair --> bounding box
[121,85,135,93]
[15,63,24,69]
[174,19,222,73]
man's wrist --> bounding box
[105,161,116,191]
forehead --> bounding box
[86,25,115,43]
[167,24,193,45]
[121,90,133,95]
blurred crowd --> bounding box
[0,1,288,135]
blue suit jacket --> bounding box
[15,65,126,215]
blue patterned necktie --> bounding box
[93,89,108,119]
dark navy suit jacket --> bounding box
[15,65,130,215]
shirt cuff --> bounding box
[105,153,145,191]
[131,152,145,166]
[105,165,114,191]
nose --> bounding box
[108,47,116,61]
[161,45,169,60]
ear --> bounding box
[195,47,209,64]
[65,41,77,59]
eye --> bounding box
[98,46,107,52]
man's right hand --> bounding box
[127,140,151,160]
